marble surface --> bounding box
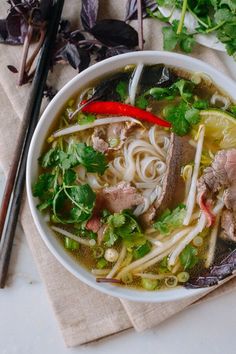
[1,53,236,354]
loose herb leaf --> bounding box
[163,101,200,136]
[104,210,145,248]
[162,20,196,53]
[75,143,108,175]
[179,245,199,270]
[116,81,129,101]
[135,95,149,109]
[33,173,54,197]
[154,204,186,234]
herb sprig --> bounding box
[33,142,108,223]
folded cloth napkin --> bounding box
[0,0,236,347]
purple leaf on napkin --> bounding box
[81,0,99,31]
[91,19,138,48]
[125,0,158,21]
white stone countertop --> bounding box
[1,52,236,354]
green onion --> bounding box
[96,258,108,269]
[109,138,120,148]
[64,237,79,250]
[93,246,104,259]
[121,272,133,284]
[193,236,203,247]
[165,276,178,288]
[133,242,151,260]
[141,278,159,291]
[177,272,190,283]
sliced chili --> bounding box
[82,101,171,128]
[199,192,215,227]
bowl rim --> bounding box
[26,50,236,303]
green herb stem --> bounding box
[206,21,226,33]
[177,0,188,34]
[187,5,208,29]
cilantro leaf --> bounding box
[116,80,128,101]
[103,210,145,248]
[154,204,186,235]
[162,20,196,53]
[78,113,96,125]
[179,245,199,270]
[33,173,54,197]
[135,95,149,109]
[64,169,76,185]
[67,184,96,222]
[74,143,108,175]
[163,101,200,136]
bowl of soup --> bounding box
[26,51,236,302]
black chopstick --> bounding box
[0,0,64,288]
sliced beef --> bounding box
[197,149,236,242]
[141,133,195,224]
[92,127,109,153]
[91,122,132,153]
[97,181,144,213]
[197,149,236,197]
[86,215,102,233]
[223,184,236,211]
[221,210,236,242]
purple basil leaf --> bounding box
[0,17,26,45]
[56,43,90,72]
[220,248,236,265]
[0,20,8,41]
[7,65,18,73]
[59,19,71,35]
[57,42,81,69]
[125,0,158,21]
[6,12,22,37]
[91,19,138,48]
[77,47,90,71]
[70,30,85,42]
[105,45,131,58]
[81,0,99,31]
[185,276,219,289]
[186,248,236,289]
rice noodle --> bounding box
[205,213,221,268]
[107,244,126,279]
[129,63,144,105]
[183,125,205,225]
[116,228,192,279]
[182,165,193,202]
[91,269,110,276]
[131,247,175,274]
[168,198,224,266]
[134,273,172,280]
[52,117,141,138]
[210,92,230,110]
[51,226,96,246]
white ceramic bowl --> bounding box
[26,51,236,302]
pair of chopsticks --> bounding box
[0,0,64,288]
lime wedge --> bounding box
[200,109,236,149]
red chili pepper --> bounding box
[82,101,171,128]
[199,192,215,227]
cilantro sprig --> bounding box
[103,210,147,249]
[149,0,236,59]
[33,142,108,224]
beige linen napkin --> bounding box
[0,0,236,348]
